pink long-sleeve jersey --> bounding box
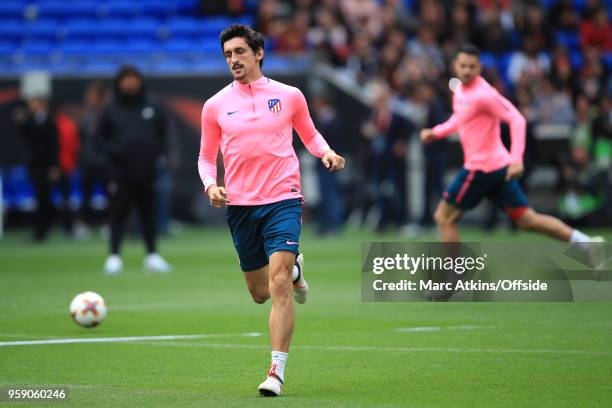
[432,76,526,172]
[199,75,330,205]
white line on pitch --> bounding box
[140,341,612,356]
[0,332,261,347]
[394,325,494,332]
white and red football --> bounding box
[69,291,107,328]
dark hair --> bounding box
[455,44,480,59]
[219,24,265,68]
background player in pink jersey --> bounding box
[199,25,345,396]
[421,45,602,248]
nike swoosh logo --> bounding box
[286,241,299,245]
[227,110,239,115]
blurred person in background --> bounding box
[507,36,551,86]
[579,6,612,52]
[592,93,612,222]
[579,46,607,104]
[55,109,80,237]
[362,80,413,232]
[474,5,511,56]
[78,81,110,231]
[345,31,378,84]
[417,81,449,229]
[96,66,172,274]
[533,78,575,126]
[517,2,553,51]
[312,92,346,235]
[558,94,599,222]
[407,25,445,73]
[549,0,581,31]
[14,96,60,242]
[307,6,351,66]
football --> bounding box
[69,291,107,328]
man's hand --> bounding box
[207,185,230,208]
[321,150,345,172]
[420,128,437,144]
[505,162,524,181]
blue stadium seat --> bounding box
[37,1,99,18]
[58,40,93,56]
[125,18,160,39]
[101,1,143,17]
[154,60,190,74]
[162,38,198,53]
[540,0,557,8]
[143,1,180,18]
[197,37,220,53]
[201,17,239,35]
[0,42,18,56]
[479,52,497,68]
[187,58,228,73]
[602,53,612,70]
[124,39,158,54]
[555,31,580,51]
[20,41,56,56]
[0,20,25,41]
[46,59,80,75]
[65,19,102,39]
[265,54,310,74]
[24,19,60,41]
[497,53,513,76]
[90,40,125,55]
[167,18,205,37]
[95,18,133,38]
[573,0,588,11]
[570,51,583,69]
[176,0,198,14]
[80,60,121,74]
[0,1,24,19]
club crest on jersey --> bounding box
[268,99,282,114]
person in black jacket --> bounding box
[14,96,60,242]
[96,66,172,274]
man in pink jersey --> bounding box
[198,25,345,397]
[421,45,601,248]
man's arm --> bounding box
[292,89,345,171]
[421,113,460,143]
[198,100,228,206]
[431,113,460,138]
[482,89,527,180]
[482,90,526,163]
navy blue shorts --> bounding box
[443,166,529,221]
[226,198,302,272]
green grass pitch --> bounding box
[1,226,611,407]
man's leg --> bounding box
[243,265,270,304]
[257,251,296,396]
[497,177,604,266]
[104,179,130,274]
[514,208,573,240]
[433,200,463,242]
[267,251,295,353]
[495,178,587,243]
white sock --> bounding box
[570,229,591,250]
[292,265,300,283]
[269,351,288,382]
